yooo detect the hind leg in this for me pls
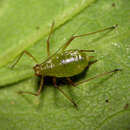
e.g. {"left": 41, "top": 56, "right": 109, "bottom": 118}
{"left": 75, "top": 69, "right": 121, "bottom": 86}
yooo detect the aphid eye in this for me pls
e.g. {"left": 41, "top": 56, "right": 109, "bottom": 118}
{"left": 35, "top": 64, "right": 39, "bottom": 67}
{"left": 33, "top": 64, "right": 41, "bottom": 76}
{"left": 33, "top": 64, "right": 40, "bottom": 70}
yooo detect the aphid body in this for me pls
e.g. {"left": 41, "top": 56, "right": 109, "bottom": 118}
{"left": 34, "top": 50, "right": 92, "bottom": 77}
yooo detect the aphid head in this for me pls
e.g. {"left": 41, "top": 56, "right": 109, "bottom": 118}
{"left": 33, "top": 64, "right": 42, "bottom": 76}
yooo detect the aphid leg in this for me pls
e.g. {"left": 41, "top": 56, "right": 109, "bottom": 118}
{"left": 75, "top": 69, "right": 121, "bottom": 86}
{"left": 61, "top": 24, "right": 118, "bottom": 51}
{"left": 10, "top": 51, "right": 38, "bottom": 69}
{"left": 18, "top": 75, "right": 44, "bottom": 96}
{"left": 66, "top": 77, "right": 76, "bottom": 87}
{"left": 53, "top": 77, "right": 78, "bottom": 108}
{"left": 89, "top": 59, "right": 98, "bottom": 66}
{"left": 47, "top": 21, "right": 55, "bottom": 56}
{"left": 79, "top": 50, "right": 95, "bottom": 52}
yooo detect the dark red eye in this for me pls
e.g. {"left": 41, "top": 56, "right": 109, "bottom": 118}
{"left": 33, "top": 64, "right": 39, "bottom": 71}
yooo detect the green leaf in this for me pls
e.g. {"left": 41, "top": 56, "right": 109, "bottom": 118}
{"left": 0, "top": 0, "right": 129, "bottom": 130}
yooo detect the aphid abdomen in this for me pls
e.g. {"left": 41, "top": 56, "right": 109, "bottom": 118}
{"left": 42, "top": 50, "right": 90, "bottom": 77}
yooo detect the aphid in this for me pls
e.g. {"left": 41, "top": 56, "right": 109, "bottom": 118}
{"left": 11, "top": 22, "right": 121, "bottom": 108}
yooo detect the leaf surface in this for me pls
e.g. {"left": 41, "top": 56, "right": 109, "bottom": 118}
{"left": 0, "top": 0, "right": 129, "bottom": 130}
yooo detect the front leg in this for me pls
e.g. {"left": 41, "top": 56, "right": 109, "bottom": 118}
{"left": 10, "top": 51, "right": 38, "bottom": 69}
{"left": 18, "top": 75, "right": 44, "bottom": 96}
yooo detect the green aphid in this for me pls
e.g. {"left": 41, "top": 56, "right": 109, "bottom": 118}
{"left": 11, "top": 22, "right": 121, "bottom": 108}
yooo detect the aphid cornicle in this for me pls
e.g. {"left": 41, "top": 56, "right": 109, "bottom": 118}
{"left": 12, "top": 22, "right": 121, "bottom": 108}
